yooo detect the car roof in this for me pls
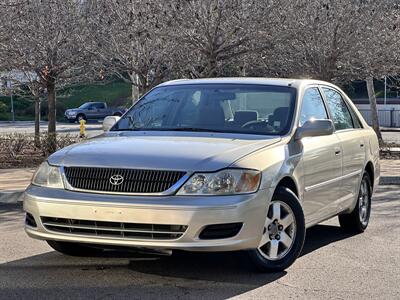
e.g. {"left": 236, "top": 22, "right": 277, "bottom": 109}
{"left": 158, "top": 78, "right": 336, "bottom": 89}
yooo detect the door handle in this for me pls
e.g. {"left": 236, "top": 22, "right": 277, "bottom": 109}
{"left": 334, "top": 147, "right": 341, "bottom": 156}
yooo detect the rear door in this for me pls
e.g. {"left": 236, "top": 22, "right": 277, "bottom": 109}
{"left": 321, "top": 87, "right": 366, "bottom": 210}
{"left": 299, "top": 87, "right": 343, "bottom": 224}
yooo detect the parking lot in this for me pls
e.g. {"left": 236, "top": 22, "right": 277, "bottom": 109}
{"left": 1, "top": 121, "right": 400, "bottom": 144}
{"left": 0, "top": 184, "right": 399, "bottom": 299}
{"left": 0, "top": 121, "right": 103, "bottom": 138}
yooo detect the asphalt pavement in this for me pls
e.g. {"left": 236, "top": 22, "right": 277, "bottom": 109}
{"left": 0, "top": 185, "right": 399, "bottom": 299}
{"left": 0, "top": 121, "right": 103, "bottom": 138}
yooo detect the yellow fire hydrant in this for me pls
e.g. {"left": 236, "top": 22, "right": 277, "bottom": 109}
{"left": 79, "top": 119, "right": 86, "bottom": 138}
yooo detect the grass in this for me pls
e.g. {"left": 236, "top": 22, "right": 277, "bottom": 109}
{"left": 58, "top": 81, "right": 131, "bottom": 109}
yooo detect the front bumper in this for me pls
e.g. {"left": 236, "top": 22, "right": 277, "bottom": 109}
{"left": 64, "top": 115, "right": 76, "bottom": 120}
{"left": 23, "top": 185, "right": 271, "bottom": 252}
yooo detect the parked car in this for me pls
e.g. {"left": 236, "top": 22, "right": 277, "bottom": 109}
{"left": 24, "top": 78, "right": 380, "bottom": 272}
{"left": 64, "top": 102, "right": 125, "bottom": 123}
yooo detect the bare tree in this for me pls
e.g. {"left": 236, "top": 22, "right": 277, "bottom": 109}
{"left": 85, "top": 0, "right": 175, "bottom": 104}
{"left": 165, "top": 0, "right": 276, "bottom": 78}
{"left": 18, "top": 71, "right": 44, "bottom": 146}
{"left": 3, "top": 0, "right": 92, "bottom": 151}
{"left": 258, "top": 0, "right": 400, "bottom": 144}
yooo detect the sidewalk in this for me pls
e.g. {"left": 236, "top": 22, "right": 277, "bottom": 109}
{"left": 379, "top": 159, "right": 400, "bottom": 185}
{"left": 0, "top": 160, "right": 399, "bottom": 204}
{"left": 381, "top": 127, "right": 400, "bottom": 132}
{"left": 0, "top": 168, "right": 35, "bottom": 203}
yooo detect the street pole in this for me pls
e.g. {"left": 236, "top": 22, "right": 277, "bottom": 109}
{"left": 384, "top": 76, "right": 387, "bottom": 107}
{"left": 10, "top": 91, "right": 14, "bottom": 122}
{"left": 8, "top": 80, "right": 15, "bottom": 122}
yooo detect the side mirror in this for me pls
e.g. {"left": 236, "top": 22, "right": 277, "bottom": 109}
{"left": 295, "top": 119, "right": 334, "bottom": 140}
{"left": 102, "top": 116, "right": 120, "bottom": 131}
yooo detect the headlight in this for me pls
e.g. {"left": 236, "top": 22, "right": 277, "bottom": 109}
{"left": 177, "top": 169, "right": 261, "bottom": 195}
{"left": 32, "top": 162, "right": 64, "bottom": 188}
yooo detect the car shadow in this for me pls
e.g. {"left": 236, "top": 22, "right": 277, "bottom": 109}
{"left": 126, "top": 224, "right": 355, "bottom": 280}
{"left": 0, "top": 221, "right": 359, "bottom": 299}
{"left": 301, "top": 224, "right": 356, "bottom": 256}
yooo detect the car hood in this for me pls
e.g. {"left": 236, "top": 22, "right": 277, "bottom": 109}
{"left": 48, "top": 131, "right": 281, "bottom": 172}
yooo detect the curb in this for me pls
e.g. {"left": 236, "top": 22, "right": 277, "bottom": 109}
{"left": 0, "top": 191, "right": 24, "bottom": 204}
{"left": 379, "top": 176, "right": 400, "bottom": 185}
{"left": 381, "top": 129, "right": 400, "bottom": 132}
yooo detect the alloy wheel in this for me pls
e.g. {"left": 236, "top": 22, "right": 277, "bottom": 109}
{"left": 258, "top": 200, "right": 297, "bottom": 261}
{"left": 359, "top": 178, "right": 370, "bottom": 226}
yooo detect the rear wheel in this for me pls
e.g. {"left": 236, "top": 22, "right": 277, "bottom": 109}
{"left": 47, "top": 240, "right": 104, "bottom": 256}
{"left": 339, "top": 172, "right": 372, "bottom": 233}
{"left": 247, "top": 187, "right": 305, "bottom": 272}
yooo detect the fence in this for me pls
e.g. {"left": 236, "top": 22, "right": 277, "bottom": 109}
{"left": 358, "top": 109, "right": 400, "bottom": 128}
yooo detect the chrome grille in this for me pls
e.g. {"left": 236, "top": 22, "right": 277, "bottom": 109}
{"left": 41, "top": 217, "right": 187, "bottom": 240}
{"left": 64, "top": 167, "right": 186, "bottom": 194}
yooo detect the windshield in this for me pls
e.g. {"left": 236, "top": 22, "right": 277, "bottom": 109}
{"left": 79, "top": 103, "right": 92, "bottom": 109}
{"left": 112, "top": 84, "right": 297, "bottom": 135}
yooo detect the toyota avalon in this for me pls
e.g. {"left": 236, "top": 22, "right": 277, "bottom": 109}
{"left": 24, "top": 78, "right": 380, "bottom": 272}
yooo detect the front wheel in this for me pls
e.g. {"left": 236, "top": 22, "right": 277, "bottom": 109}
{"left": 338, "top": 172, "right": 372, "bottom": 233}
{"left": 76, "top": 114, "right": 86, "bottom": 122}
{"left": 247, "top": 187, "right": 305, "bottom": 272}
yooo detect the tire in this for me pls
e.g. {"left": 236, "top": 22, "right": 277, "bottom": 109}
{"left": 47, "top": 240, "right": 104, "bottom": 257}
{"left": 338, "top": 172, "right": 372, "bottom": 233}
{"left": 76, "top": 114, "right": 86, "bottom": 122}
{"left": 247, "top": 187, "right": 305, "bottom": 272}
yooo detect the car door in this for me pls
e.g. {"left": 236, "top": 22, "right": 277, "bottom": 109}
{"left": 299, "top": 87, "right": 343, "bottom": 225}
{"left": 84, "top": 103, "right": 97, "bottom": 119}
{"left": 322, "top": 87, "right": 366, "bottom": 210}
{"left": 92, "top": 103, "right": 106, "bottom": 119}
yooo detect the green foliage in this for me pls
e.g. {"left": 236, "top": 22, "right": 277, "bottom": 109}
{"left": 58, "top": 81, "right": 131, "bottom": 108}
{"left": 0, "top": 80, "right": 131, "bottom": 121}
{"left": 0, "top": 101, "right": 7, "bottom": 113}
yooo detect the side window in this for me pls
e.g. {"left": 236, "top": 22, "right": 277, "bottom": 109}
{"left": 299, "top": 88, "right": 328, "bottom": 126}
{"left": 322, "top": 88, "right": 354, "bottom": 130}
{"left": 348, "top": 105, "right": 363, "bottom": 129}
{"left": 94, "top": 103, "right": 105, "bottom": 109}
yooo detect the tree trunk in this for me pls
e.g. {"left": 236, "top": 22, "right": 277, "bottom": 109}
{"left": 47, "top": 78, "right": 57, "bottom": 152}
{"left": 130, "top": 73, "right": 140, "bottom": 105}
{"left": 206, "top": 53, "right": 218, "bottom": 77}
{"left": 366, "top": 77, "right": 384, "bottom": 145}
{"left": 34, "top": 95, "right": 41, "bottom": 147}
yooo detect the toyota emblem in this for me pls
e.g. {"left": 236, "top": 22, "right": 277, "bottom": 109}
{"left": 109, "top": 174, "right": 124, "bottom": 186}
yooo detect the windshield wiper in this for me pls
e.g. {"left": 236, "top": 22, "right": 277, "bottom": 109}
{"left": 156, "top": 127, "right": 227, "bottom": 133}
{"left": 113, "top": 127, "right": 226, "bottom": 133}
{"left": 111, "top": 128, "right": 143, "bottom": 131}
